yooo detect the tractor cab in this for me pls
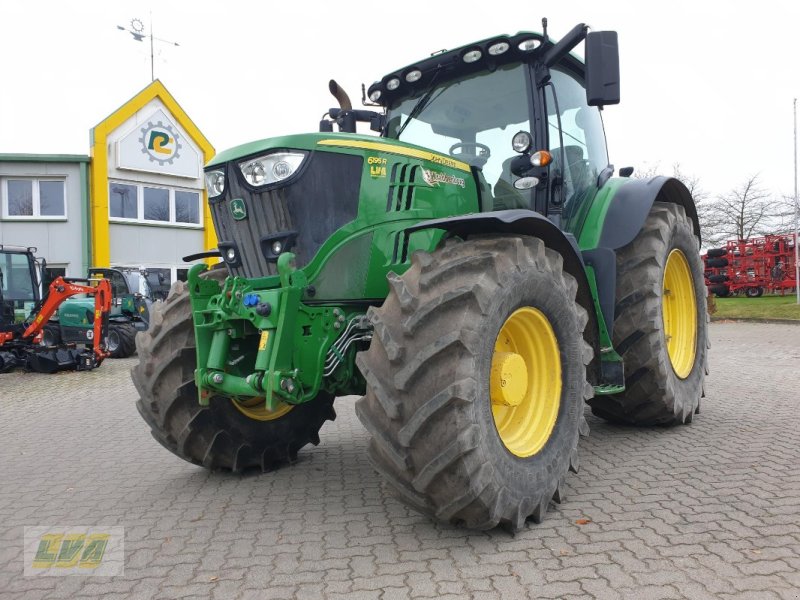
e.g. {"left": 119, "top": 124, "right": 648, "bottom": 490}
{"left": 368, "top": 25, "right": 619, "bottom": 232}
{"left": 0, "top": 245, "right": 41, "bottom": 327}
{"left": 87, "top": 267, "right": 156, "bottom": 317}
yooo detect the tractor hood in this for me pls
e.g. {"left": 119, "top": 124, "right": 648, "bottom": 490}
{"left": 204, "top": 132, "right": 472, "bottom": 279}
{"left": 206, "top": 132, "right": 467, "bottom": 170}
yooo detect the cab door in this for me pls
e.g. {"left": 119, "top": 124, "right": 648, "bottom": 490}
{"left": 543, "top": 66, "right": 610, "bottom": 234}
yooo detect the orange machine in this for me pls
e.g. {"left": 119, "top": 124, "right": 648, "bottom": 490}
{"left": 0, "top": 276, "right": 112, "bottom": 373}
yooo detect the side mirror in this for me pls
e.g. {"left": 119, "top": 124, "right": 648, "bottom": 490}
{"left": 585, "top": 31, "right": 620, "bottom": 107}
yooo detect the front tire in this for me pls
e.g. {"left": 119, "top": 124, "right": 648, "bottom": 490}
{"left": 107, "top": 322, "right": 137, "bottom": 358}
{"left": 132, "top": 275, "right": 335, "bottom": 472}
{"left": 589, "top": 202, "right": 709, "bottom": 425}
{"left": 355, "top": 236, "right": 592, "bottom": 530}
{"left": 746, "top": 286, "right": 763, "bottom": 298}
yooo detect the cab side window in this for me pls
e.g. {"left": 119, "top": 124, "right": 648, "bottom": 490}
{"left": 546, "top": 69, "right": 609, "bottom": 207}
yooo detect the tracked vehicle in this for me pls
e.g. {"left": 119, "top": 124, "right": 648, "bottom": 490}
{"left": 134, "top": 21, "right": 708, "bottom": 530}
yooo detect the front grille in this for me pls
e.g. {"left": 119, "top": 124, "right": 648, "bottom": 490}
{"left": 210, "top": 151, "right": 363, "bottom": 278}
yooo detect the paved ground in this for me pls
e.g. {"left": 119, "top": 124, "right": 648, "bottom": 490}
{"left": 1, "top": 322, "right": 799, "bottom": 600}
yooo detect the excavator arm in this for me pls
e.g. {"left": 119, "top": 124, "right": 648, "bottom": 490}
{"left": 0, "top": 277, "right": 112, "bottom": 373}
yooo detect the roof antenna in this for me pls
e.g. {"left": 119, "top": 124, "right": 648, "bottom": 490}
{"left": 542, "top": 17, "right": 549, "bottom": 44}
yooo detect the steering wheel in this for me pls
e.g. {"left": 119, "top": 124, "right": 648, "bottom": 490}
{"left": 449, "top": 142, "right": 491, "bottom": 166}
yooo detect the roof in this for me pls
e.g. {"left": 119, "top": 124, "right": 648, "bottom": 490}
{"left": 0, "top": 153, "right": 90, "bottom": 163}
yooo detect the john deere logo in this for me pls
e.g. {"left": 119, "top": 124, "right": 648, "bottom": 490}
{"left": 139, "top": 120, "right": 181, "bottom": 166}
{"left": 229, "top": 198, "right": 247, "bottom": 220}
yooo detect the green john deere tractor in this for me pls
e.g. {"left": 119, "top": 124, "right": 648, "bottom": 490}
{"left": 133, "top": 21, "right": 708, "bottom": 530}
{"left": 44, "top": 267, "right": 154, "bottom": 358}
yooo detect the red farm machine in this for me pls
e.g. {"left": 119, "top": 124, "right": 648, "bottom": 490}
{"left": 704, "top": 233, "right": 798, "bottom": 297}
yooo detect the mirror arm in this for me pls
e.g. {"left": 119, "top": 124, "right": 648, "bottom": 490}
{"left": 542, "top": 23, "right": 588, "bottom": 68}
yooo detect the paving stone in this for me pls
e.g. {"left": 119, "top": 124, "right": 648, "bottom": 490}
{"left": 0, "top": 323, "right": 798, "bottom": 598}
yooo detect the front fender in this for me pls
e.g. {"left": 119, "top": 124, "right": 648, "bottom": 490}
{"left": 405, "top": 210, "right": 600, "bottom": 378}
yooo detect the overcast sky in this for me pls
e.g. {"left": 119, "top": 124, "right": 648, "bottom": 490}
{"left": 1, "top": 0, "right": 798, "bottom": 202}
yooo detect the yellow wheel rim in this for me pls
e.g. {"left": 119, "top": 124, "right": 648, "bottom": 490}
{"left": 662, "top": 249, "right": 697, "bottom": 379}
{"left": 491, "top": 307, "right": 561, "bottom": 458}
{"left": 232, "top": 397, "right": 293, "bottom": 421}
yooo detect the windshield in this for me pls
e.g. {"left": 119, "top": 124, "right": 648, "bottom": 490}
{"left": 0, "top": 252, "right": 36, "bottom": 302}
{"left": 386, "top": 63, "right": 531, "bottom": 193}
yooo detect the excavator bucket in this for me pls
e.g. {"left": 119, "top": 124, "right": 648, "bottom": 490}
{"left": 0, "top": 350, "right": 22, "bottom": 374}
{"left": 25, "top": 347, "right": 90, "bottom": 374}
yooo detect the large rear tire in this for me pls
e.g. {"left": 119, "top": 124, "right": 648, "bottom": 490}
{"left": 588, "top": 202, "right": 709, "bottom": 425}
{"left": 132, "top": 273, "right": 335, "bottom": 472}
{"left": 355, "top": 236, "right": 592, "bottom": 531}
{"left": 107, "top": 322, "right": 137, "bottom": 358}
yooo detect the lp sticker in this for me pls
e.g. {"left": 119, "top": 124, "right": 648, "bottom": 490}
{"left": 367, "top": 156, "right": 387, "bottom": 178}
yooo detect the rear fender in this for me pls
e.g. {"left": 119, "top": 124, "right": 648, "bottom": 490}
{"left": 598, "top": 176, "right": 700, "bottom": 250}
{"left": 578, "top": 176, "right": 700, "bottom": 343}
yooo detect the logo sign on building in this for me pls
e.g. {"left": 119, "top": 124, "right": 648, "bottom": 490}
{"left": 117, "top": 109, "right": 200, "bottom": 178}
{"left": 24, "top": 526, "right": 124, "bottom": 576}
{"left": 141, "top": 121, "right": 180, "bottom": 165}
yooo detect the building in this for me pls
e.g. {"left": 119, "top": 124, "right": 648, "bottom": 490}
{"left": 0, "top": 154, "right": 90, "bottom": 283}
{"left": 0, "top": 80, "right": 216, "bottom": 293}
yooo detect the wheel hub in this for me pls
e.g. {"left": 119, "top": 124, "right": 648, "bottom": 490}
{"left": 232, "top": 397, "right": 293, "bottom": 421}
{"left": 490, "top": 351, "right": 528, "bottom": 407}
{"left": 490, "top": 307, "right": 561, "bottom": 458}
{"left": 662, "top": 249, "right": 697, "bottom": 379}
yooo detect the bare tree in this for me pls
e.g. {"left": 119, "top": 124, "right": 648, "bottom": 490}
{"left": 709, "top": 174, "right": 775, "bottom": 245}
{"left": 771, "top": 193, "right": 799, "bottom": 234}
{"left": 635, "top": 162, "right": 721, "bottom": 245}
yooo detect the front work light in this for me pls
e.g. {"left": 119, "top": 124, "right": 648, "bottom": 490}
{"left": 511, "top": 131, "right": 533, "bottom": 153}
{"left": 518, "top": 39, "right": 541, "bottom": 52}
{"left": 205, "top": 170, "right": 225, "bottom": 197}
{"left": 239, "top": 152, "right": 306, "bottom": 187}
{"left": 488, "top": 41, "right": 509, "bottom": 56}
{"left": 463, "top": 49, "right": 482, "bottom": 63}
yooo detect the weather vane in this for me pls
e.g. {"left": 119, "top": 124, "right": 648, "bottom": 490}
{"left": 117, "top": 15, "right": 179, "bottom": 82}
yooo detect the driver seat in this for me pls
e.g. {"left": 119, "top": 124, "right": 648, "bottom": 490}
{"left": 493, "top": 157, "right": 527, "bottom": 210}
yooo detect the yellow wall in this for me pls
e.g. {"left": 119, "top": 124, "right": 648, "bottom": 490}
{"left": 90, "top": 80, "right": 216, "bottom": 266}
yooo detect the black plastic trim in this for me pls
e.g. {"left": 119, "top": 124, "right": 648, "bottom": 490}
{"left": 183, "top": 250, "right": 222, "bottom": 262}
{"left": 600, "top": 176, "right": 700, "bottom": 249}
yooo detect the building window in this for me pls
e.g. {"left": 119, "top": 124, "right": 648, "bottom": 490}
{"left": 109, "top": 181, "right": 201, "bottom": 227}
{"left": 44, "top": 266, "right": 67, "bottom": 289}
{"left": 110, "top": 183, "right": 137, "bottom": 219}
{"left": 2, "top": 179, "right": 66, "bottom": 219}
{"left": 143, "top": 187, "right": 170, "bottom": 222}
{"left": 175, "top": 191, "right": 200, "bottom": 224}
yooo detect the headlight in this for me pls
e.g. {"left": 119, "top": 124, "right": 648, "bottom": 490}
{"left": 239, "top": 152, "right": 306, "bottom": 187}
{"left": 205, "top": 170, "right": 225, "bottom": 197}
